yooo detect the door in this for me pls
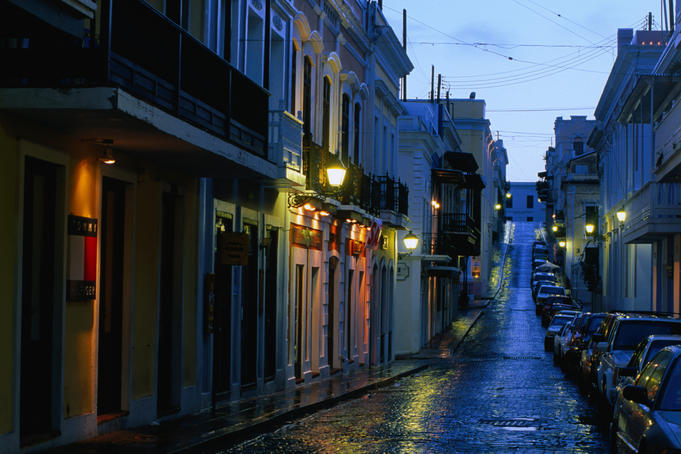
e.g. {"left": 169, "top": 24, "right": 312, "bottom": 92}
{"left": 98, "top": 178, "right": 126, "bottom": 417}
{"left": 157, "top": 192, "right": 184, "bottom": 417}
{"left": 294, "top": 264, "right": 305, "bottom": 380}
{"left": 20, "top": 156, "right": 61, "bottom": 444}
{"left": 213, "top": 215, "right": 233, "bottom": 398}
{"left": 346, "top": 270, "right": 354, "bottom": 363}
{"left": 264, "top": 229, "right": 278, "bottom": 382}
{"left": 240, "top": 223, "right": 258, "bottom": 389}
{"left": 327, "top": 257, "right": 338, "bottom": 371}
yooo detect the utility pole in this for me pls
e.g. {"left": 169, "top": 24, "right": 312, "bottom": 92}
{"left": 430, "top": 65, "right": 434, "bottom": 103}
{"left": 402, "top": 9, "right": 407, "bottom": 101}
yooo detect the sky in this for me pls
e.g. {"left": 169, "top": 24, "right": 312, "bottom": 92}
{"left": 381, "top": 0, "right": 666, "bottom": 182}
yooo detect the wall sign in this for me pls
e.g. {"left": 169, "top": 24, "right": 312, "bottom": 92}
{"left": 218, "top": 232, "right": 249, "bottom": 265}
{"left": 396, "top": 262, "right": 409, "bottom": 281}
{"left": 291, "top": 224, "right": 323, "bottom": 250}
{"left": 67, "top": 214, "right": 97, "bottom": 302}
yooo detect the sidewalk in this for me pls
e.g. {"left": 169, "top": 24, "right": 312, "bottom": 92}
{"left": 47, "top": 309, "right": 483, "bottom": 454}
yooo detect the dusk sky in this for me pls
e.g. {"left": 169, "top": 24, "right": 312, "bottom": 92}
{"left": 382, "top": 0, "right": 666, "bottom": 182}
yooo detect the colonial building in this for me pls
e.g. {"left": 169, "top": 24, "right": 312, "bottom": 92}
{"left": 506, "top": 182, "right": 545, "bottom": 223}
{"left": 395, "top": 101, "right": 482, "bottom": 355}
{"left": 589, "top": 28, "right": 668, "bottom": 312}
{"left": 0, "top": 0, "right": 411, "bottom": 452}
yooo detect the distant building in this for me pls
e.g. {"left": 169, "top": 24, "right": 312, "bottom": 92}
{"left": 505, "top": 182, "right": 545, "bottom": 223}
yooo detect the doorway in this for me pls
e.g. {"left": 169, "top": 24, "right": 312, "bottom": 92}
{"left": 346, "top": 269, "right": 354, "bottom": 363}
{"left": 294, "top": 264, "right": 305, "bottom": 381}
{"left": 327, "top": 257, "right": 338, "bottom": 372}
{"left": 157, "top": 192, "right": 184, "bottom": 417}
{"left": 264, "top": 228, "right": 278, "bottom": 382}
{"left": 98, "top": 178, "right": 127, "bottom": 418}
{"left": 20, "top": 156, "right": 61, "bottom": 444}
{"left": 240, "top": 223, "right": 258, "bottom": 389}
{"left": 213, "top": 214, "right": 233, "bottom": 399}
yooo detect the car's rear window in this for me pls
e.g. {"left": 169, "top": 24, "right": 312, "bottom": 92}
{"left": 541, "top": 286, "right": 564, "bottom": 295}
{"left": 613, "top": 321, "right": 681, "bottom": 350}
{"left": 549, "top": 315, "right": 573, "bottom": 328}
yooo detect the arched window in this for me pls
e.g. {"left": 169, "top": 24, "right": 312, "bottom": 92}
{"left": 353, "top": 103, "right": 361, "bottom": 164}
{"left": 303, "top": 56, "right": 313, "bottom": 133}
{"left": 322, "top": 76, "right": 331, "bottom": 148}
{"left": 341, "top": 94, "right": 350, "bottom": 163}
{"left": 573, "top": 137, "right": 584, "bottom": 156}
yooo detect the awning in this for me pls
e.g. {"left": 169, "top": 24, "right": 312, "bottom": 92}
{"left": 444, "top": 151, "right": 479, "bottom": 172}
{"left": 425, "top": 265, "right": 460, "bottom": 277}
{"left": 464, "top": 173, "right": 485, "bottom": 189}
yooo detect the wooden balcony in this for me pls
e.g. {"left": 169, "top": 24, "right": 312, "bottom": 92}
{"left": 0, "top": 0, "right": 268, "bottom": 158}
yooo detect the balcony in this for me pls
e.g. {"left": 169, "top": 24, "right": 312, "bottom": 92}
{"left": 301, "top": 136, "right": 409, "bottom": 223}
{"left": 655, "top": 95, "right": 681, "bottom": 182}
{"left": 622, "top": 182, "right": 681, "bottom": 244}
{"left": 423, "top": 213, "right": 481, "bottom": 257}
{"left": 269, "top": 109, "right": 304, "bottom": 185}
{"left": 0, "top": 0, "right": 268, "bottom": 158}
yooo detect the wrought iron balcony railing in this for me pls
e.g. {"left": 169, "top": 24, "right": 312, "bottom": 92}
{"left": 1, "top": 0, "right": 268, "bottom": 158}
{"left": 301, "top": 138, "right": 409, "bottom": 217}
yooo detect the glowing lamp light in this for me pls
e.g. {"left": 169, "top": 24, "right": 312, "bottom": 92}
{"left": 327, "top": 165, "right": 346, "bottom": 187}
{"left": 506, "top": 192, "right": 512, "bottom": 199}
{"left": 303, "top": 203, "right": 316, "bottom": 211}
{"left": 616, "top": 211, "right": 626, "bottom": 223}
{"left": 431, "top": 200, "right": 440, "bottom": 209}
{"left": 318, "top": 210, "right": 330, "bottom": 217}
{"left": 100, "top": 148, "right": 116, "bottom": 165}
{"left": 552, "top": 225, "right": 558, "bottom": 232}
{"left": 559, "top": 240, "right": 566, "bottom": 248}
{"left": 538, "top": 197, "right": 542, "bottom": 203}
{"left": 585, "top": 223, "right": 595, "bottom": 234}
{"left": 494, "top": 203, "right": 502, "bottom": 210}
{"left": 403, "top": 231, "right": 419, "bottom": 251}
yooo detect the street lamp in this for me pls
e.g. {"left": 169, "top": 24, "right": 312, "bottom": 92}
{"left": 616, "top": 210, "right": 626, "bottom": 223}
{"left": 403, "top": 231, "right": 419, "bottom": 251}
{"left": 552, "top": 225, "right": 558, "bottom": 232}
{"left": 326, "top": 155, "right": 347, "bottom": 187}
{"left": 585, "top": 223, "right": 595, "bottom": 235}
{"left": 558, "top": 240, "right": 566, "bottom": 248}
{"left": 494, "top": 203, "right": 502, "bottom": 210}
{"left": 506, "top": 192, "right": 512, "bottom": 199}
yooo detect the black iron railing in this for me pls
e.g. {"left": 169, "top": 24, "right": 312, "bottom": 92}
{"left": 436, "top": 213, "right": 480, "bottom": 235}
{"left": 1, "top": 0, "right": 268, "bottom": 158}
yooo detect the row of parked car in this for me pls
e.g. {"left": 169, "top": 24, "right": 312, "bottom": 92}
{"left": 531, "top": 240, "right": 681, "bottom": 453}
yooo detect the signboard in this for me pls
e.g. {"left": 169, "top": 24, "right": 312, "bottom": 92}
{"left": 218, "top": 232, "right": 249, "bottom": 265}
{"left": 291, "top": 224, "right": 323, "bottom": 250}
{"left": 67, "top": 215, "right": 97, "bottom": 302}
{"left": 396, "top": 262, "right": 410, "bottom": 281}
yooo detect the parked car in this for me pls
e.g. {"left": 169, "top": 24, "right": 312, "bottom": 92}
{"left": 532, "top": 277, "right": 559, "bottom": 300}
{"left": 611, "top": 346, "right": 681, "bottom": 454}
{"left": 615, "top": 334, "right": 681, "bottom": 390}
{"left": 595, "top": 315, "right": 681, "bottom": 405}
{"left": 545, "top": 313, "right": 576, "bottom": 351}
{"left": 535, "top": 284, "right": 567, "bottom": 314}
{"left": 579, "top": 313, "right": 623, "bottom": 392}
{"left": 554, "top": 312, "right": 589, "bottom": 368}
{"left": 531, "top": 270, "right": 556, "bottom": 287}
{"left": 541, "top": 298, "right": 579, "bottom": 327}
{"left": 564, "top": 313, "right": 606, "bottom": 375}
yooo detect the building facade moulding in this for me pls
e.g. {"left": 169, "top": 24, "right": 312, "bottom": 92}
{"left": 340, "top": 71, "right": 360, "bottom": 91}
{"left": 309, "top": 31, "right": 324, "bottom": 54}
{"left": 294, "top": 12, "right": 312, "bottom": 41}
{"left": 326, "top": 51, "right": 342, "bottom": 73}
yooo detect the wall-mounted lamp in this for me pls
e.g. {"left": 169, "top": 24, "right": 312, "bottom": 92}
{"left": 552, "top": 225, "right": 558, "bottom": 232}
{"left": 100, "top": 147, "right": 116, "bottom": 165}
{"left": 616, "top": 210, "right": 626, "bottom": 223}
{"left": 558, "top": 240, "right": 566, "bottom": 248}
{"left": 538, "top": 197, "right": 542, "bottom": 203}
{"left": 505, "top": 192, "right": 512, "bottom": 199}
{"left": 494, "top": 203, "right": 502, "bottom": 211}
{"left": 399, "top": 231, "right": 419, "bottom": 259}
{"left": 585, "top": 223, "right": 595, "bottom": 235}
{"left": 326, "top": 154, "right": 347, "bottom": 187}
{"left": 288, "top": 155, "right": 346, "bottom": 210}
{"left": 431, "top": 200, "right": 440, "bottom": 209}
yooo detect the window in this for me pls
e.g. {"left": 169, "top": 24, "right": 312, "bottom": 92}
{"left": 573, "top": 137, "right": 584, "bottom": 156}
{"left": 526, "top": 195, "right": 534, "bottom": 209}
{"left": 303, "top": 56, "right": 312, "bottom": 133}
{"left": 322, "top": 77, "right": 331, "bottom": 148}
{"left": 527, "top": 217, "right": 533, "bottom": 222}
{"left": 290, "top": 45, "right": 297, "bottom": 115}
{"left": 353, "top": 103, "right": 361, "bottom": 164}
{"left": 341, "top": 94, "right": 350, "bottom": 163}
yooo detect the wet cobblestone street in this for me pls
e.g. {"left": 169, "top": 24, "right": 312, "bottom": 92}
{"left": 223, "top": 223, "right": 609, "bottom": 453}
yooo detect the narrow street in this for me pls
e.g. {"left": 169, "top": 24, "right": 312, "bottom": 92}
{"left": 223, "top": 222, "right": 608, "bottom": 453}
